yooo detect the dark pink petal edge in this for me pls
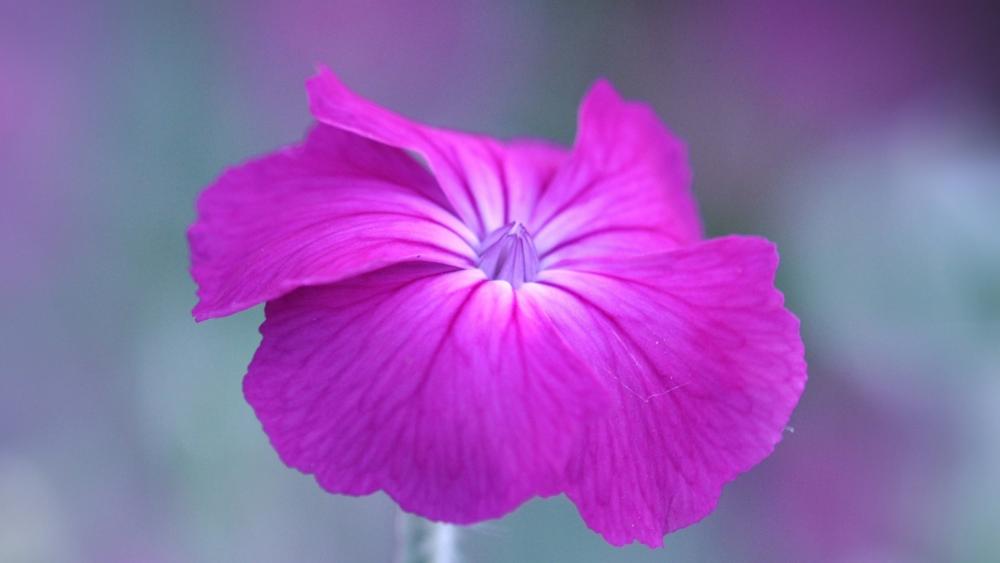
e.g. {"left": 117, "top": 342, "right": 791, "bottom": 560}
{"left": 189, "top": 124, "right": 474, "bottom": 321}
{"left": 536, "top": 235, "right": 806, "bottom": 546}
{"left": 244, "top": 263, "right": 611, "bottom": 523}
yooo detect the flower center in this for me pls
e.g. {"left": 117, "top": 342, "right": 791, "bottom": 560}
{"left": 477, "top": 221, "right": 540, "bottom": 288}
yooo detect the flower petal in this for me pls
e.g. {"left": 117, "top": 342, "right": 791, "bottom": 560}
{"left": 244, "top": 262, "right": 609, "bottom": 523}
{"left": 532, "top": 80, "right": 703, "bottom": 267}
{"left": 535, "top": 236, "right": 806, "bottom": 546}
{"left": 306, "top": 67, "right": 568, "bottom": 237}
{"left": 189, "top": 124, "right": 476, "bottom": 321}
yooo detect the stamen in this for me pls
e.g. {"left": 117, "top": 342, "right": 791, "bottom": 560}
{"left": 477, "top": 221, "right": 540, "bottom": 288}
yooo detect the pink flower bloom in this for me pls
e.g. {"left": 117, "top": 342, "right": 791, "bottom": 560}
{"left": 189, "top": 67, "right": 806, "bottom": 547}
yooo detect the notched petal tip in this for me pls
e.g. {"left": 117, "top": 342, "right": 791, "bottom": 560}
{"left": 526, "top": 73, "right": 702, "bottom": 264}
{"left": 582, "top": 77, "right": 620, "bottom": 102}
{"left": 306, "top": 66, "right": 349, "bottom": 105}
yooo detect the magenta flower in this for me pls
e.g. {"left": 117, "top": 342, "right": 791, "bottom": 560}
{"left": 189, "top": 68, "right": 806, "bottom": 547}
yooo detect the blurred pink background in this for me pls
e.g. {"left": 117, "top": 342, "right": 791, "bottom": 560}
{"left": 2, "top": 1, "right": 998, "bottom": 561}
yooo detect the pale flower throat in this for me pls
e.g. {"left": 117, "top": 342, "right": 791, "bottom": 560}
{"left": 476, "top": 221, "right": 540, "bottom": 288}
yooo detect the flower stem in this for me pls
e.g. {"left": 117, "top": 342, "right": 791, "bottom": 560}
{"left": 394, "top": 510, "right": 460, "bottom": 563}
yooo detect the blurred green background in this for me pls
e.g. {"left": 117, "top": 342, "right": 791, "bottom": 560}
{"left": 2, "top": 1, "right": 999, "bottom": 561}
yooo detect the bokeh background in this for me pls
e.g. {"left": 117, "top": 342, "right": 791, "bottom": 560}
{"left": 3, "top": 1, "right": 999, "bottom": 562}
